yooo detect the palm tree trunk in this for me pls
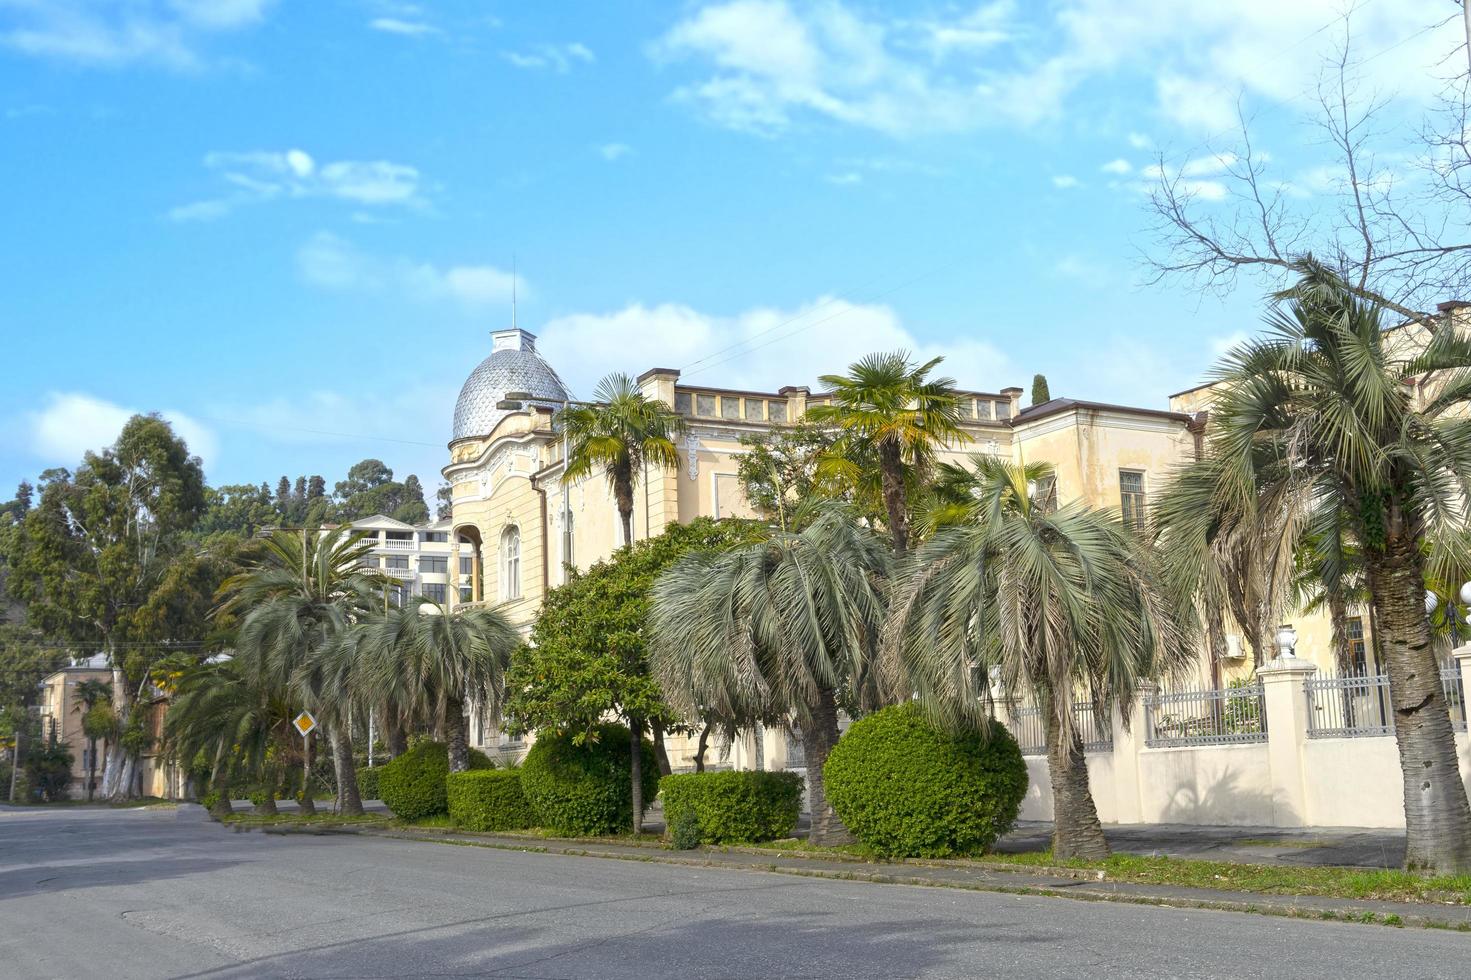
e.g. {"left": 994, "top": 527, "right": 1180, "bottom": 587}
{"left": 1329, "top": 592, "right": 1352, "bottom": 672}
{"left": 385, "top": 716, "right": 408, "bottom": 759}
{"left": 1365, "top": 529, "right": 1471, "bottom": 872}
{"left": 255, "top": 770, "right": 278, "bottom": 816}
{"left": 209, "top": 769, "right": 235, "bottom": 821}
{"left": 803, "top": 687, "right": 853, "bottom": 847}
{"left": 445, "top": 697, "right": 470, "bottom": 773}
{"left": 629, "top": 717, "right": 644, "bottom": 835}
{"left": 1043, "top": 701, "right": 1108, "bottom": 860}
{"left": 86, "top": 738, "right": 97, "bottom": 802}
{"left": 651, "top": 723, "right": 673, "bottom": 777}
{"left": 878, "top": 443, "right": 910, "bottom": 554}
{"left": 694, "top": 725, "right": 710, "bottom": 773}
{"left": 331, "top": 725, "right": 363, "bottom": 816}
{"left": 615, "top": 465, "right": 636, "bottom": 547}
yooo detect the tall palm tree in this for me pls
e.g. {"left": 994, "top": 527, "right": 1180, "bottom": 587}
{"left": 217, "top": 527, "right": 380, "bottom": 816}
{"left": 559, "top": 374, "right": 686, "bottom": 548}
{"left": 1159, "top": 262, "right": 1471, "bottom": 872}
{"left": 650, "top": 504, "right": 893, "bottom": 846}
{"left": 888, "top": 456, "right": 1189, "bottom": 860}
{"left": 72, "top": 678, "right": 113, "bottom": 802}
{"left": 351, "top": 599, "right": 520, "bottom": 772}
{"left": 807, "top": 351, "right": 963, "bottom": 554}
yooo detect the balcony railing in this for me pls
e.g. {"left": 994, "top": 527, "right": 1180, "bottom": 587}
{"left": 381, "top": 566, "right": 414, "bottom": 579}
{"left": 381, "top": 538, "right": 415, "bottom": 550}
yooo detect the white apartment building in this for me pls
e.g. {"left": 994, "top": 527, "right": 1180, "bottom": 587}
{"left": 344, "top": 515, "right": 468, "bottom": 606}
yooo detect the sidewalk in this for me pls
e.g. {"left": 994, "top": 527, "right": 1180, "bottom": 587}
{"left": 996, "top": 821, "right": 1407, "bottom": 869}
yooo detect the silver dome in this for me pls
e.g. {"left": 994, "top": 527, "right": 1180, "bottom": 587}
{"left": 452, "top": 329, "right": 570, "bottom": 442}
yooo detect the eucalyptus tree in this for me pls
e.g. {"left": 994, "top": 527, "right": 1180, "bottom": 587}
{"left": 650, "top": 504, "right": 893, "bottom": 846}
{"left": 217, "top": 527, "right": 380, "bottom": 815}
{"left": 806, "top": 351, "right": 963, "bottom": 554}
{"left": 558, "top": 373, "right": 686, "bottom": 547}
{"left": 1156, "top": 262, "right": 1471, "bottom": 871}
{"left": 888, "top": 456, "right": 1190, "bottom": 860}
{"left": 350, "top": 598, "right": 520, "bottom": 773}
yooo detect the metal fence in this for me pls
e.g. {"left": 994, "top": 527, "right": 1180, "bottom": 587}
{"left": 1004, "top": 702, "right": 1113, "bottom": 756}
{"left": 1306, "top": 667, "right": 1468, "bottom": 737}
{"left": 1144, "top": 682, "right": 1267, "bottom": 747}
{"left": 1305, "top": 672, "right": 1392, "bottom": 738}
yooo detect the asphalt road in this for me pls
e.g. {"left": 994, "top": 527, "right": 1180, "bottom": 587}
{"left": 2, "top": 807, "right": 1469, "bottom": 979}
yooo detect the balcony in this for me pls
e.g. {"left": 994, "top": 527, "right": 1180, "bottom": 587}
{"left": 382, "top": 566, "right": 414, "bottom": 580}
{"left": 382, "top": 538, "right": 415, "bottom": 550}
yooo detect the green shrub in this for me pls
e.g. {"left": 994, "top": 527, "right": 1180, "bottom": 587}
{"left": 669, "top": 810, "right": 702, "bottom": 850}
{"left": 660, "top": 770, "right": 803, "bottom": 844}
{"left": 824, "top": 703, "right": 1027, "bottom": 859}
{"left": 446, "top": 770, "right": 536, "bottom": 831}
{"left": 378, "top": 742, "right": 495, "bottom": 820}
{"left": 355, "top": 765, "right": 382, "bottom": 801}
{"left": 518, "top": 724, "right": 659, "bottom": 836}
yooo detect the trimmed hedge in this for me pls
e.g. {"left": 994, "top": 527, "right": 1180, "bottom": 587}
{"left": 446, "top": 770, "right": 537, "bottom": 831}
{"left": 518, "top": 724, "right": 659, "bottom": 836}
{"left": 824, "top": 703, "right": 1027, "bottom": 858}
{"left": 355, "top": 765, "right": 382, "bottom": 802}
{"left": 659, "top": 770, "right": 803, "bottom": 844}
{"left": 378, "top": 741, "right": 495, "bottom": 820}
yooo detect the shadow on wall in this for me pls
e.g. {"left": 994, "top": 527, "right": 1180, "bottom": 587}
{"left": 170, "top": 905, "right": 1063, "bottom": 980}
{"left": 1156, "top": 765, "right": 1295, "bottom": 828}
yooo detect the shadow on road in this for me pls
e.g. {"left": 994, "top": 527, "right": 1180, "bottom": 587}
{"left": 0, "top": 855, "right": 243, "bottom": 902}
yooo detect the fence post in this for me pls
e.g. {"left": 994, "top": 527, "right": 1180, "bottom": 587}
{"left": 1109, "top": 683, "right": 1150, "bottom": 824}
{"left": 1258, "top": 656, "right": 1318, "bottom": 828}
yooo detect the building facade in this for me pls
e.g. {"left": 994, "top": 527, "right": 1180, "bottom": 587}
{"left": 344, "top": 514, "right": 458, "bottom": 606}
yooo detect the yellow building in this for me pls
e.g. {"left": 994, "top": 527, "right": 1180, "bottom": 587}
{"left": 444, "top": 326, "right": 1243, "bottom": 763}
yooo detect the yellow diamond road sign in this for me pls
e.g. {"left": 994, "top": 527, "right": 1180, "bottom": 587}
{"left": 293, "top": 711, "right": 317, "bottom": 737}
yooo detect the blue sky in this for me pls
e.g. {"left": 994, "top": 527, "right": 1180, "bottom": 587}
{"left": 0, "top": 0, "right": 1462, "bottom": 496}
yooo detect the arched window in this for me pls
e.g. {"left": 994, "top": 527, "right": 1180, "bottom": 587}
{"left": 501, "top": 525, "right": 521, "bottom": 600}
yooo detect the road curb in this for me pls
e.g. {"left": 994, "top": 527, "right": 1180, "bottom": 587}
{"left": 358, "top": 827, "right": 1471, "bottom": 933}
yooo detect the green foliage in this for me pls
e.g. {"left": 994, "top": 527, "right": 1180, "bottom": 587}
{"left": 659, "top": 770, "right": 803, "bottom": 844}
{"left": 669, "top": 809, "right": 702, "bottom": 850}
{"left": 446, "top": 769, "right": 536, "bottom": 831}
{"left": 378, "top": 741, "right": 493, "bottom": 820}
{"left": 25, "top": 739, "right": 75, "bottom": 802}
{"left": 824, "top": 703, "right": 1028, "bottom": 859}
{"left": 355, "top": 765, "right": 381, "bottom": 801}
{"left": 517, "top": 725, "right": 658, "bottom": 836}
{"left": 506, "top": 517, "right": 763, "bottom": 738}
{"left": 735, "top": 422, "right": 844, "bottom": 528}
{"left": 1030, "top": 374, "right": 1050, "bottom": 406}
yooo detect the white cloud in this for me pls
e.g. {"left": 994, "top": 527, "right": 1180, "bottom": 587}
{"left": 825, "top": 171, "right": 862, "bottom": 185}
{"left": 534, "top": 296, "right": 1014, "bottom": 398}
{"left": 26, "top": 392, "right": 216, "bottom": 465}
{"left": 1210, "top": 330, "right": 1250, "bottom": 357}
{"left": 0, "top": 0, "right": 272, "bottom": 68}
{"left": 1051, "top": 174, "right": 1080, "bottom": 189}
{"left": 597, "top": 142, "right": 632, "bottom": 161}
{"left": 1053, "top": 255, "right": 1111, "bottom": 287}
{"left": 168, "top": 149, "right": 424, "bottom": 221}
{"left": 652, "top": 0, "right": 1458, "bottom": 137}
{"left": 296, "top": 232, "right": 518, "bottom": 307}
{"left": 368, "top": 17, "right": 439, "bottom": 37}
{"left": 502, "top": 42, "right": 595, "bottom": 73}
{"left": 1100, "top": 158, "right": 1132, "bottom": 175}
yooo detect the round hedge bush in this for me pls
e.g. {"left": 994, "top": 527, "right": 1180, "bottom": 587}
{"left": 355, "top": 765, "right": 381, "bottom": 802}
{"left": 659, "top": 770, "right": 803, "bottom": 844}
{"left": 378, "top": 741, "right": 494, "bottom": 821}
{"left": 518, "top": 724, "right": 659, "bottom": 836}
{"left": 447, "top": 770, "right": 537, "bottom": 831}
{"left": 824, "top": 703, "right": 1027, "bottom": 858}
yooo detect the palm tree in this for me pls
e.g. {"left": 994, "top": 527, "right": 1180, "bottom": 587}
{"left": 72, "top": 678, "right": 113, "bottom": 802}
{"left": 217, "top": 527, "right": 380, "bottom": 816}
{"left": 650, "top": 504, "right": 893, "bottom": 846}
{"left": 806, "top": 351, "right": 963, "bottom": 554}
{"left": 1158, "top": 262, "right": 1471, "bottom": 872}
{"left": 351, "top": 598, "right": 520, "bottom": 772}
{"left": 888, "top": 456, "right": 1189, "bottom": 860}
{"left": 559, "top": 374, "right": 686, "bottom": 548}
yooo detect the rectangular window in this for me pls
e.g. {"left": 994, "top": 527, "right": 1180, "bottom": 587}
{"left": 975, "top": 400, "right": 992, "bottom": 421}
{"left": 745, "top": 399, "right": 764, "bottom": 421}
{"left": 995, "top": 400, "right": 1012, "bottom": 420}
{"left": 1347, "top": 616, "right": 1368, "bottom": 673}
{"left": 768, "top": 400, "right": 787, "bottom": 423}
{"left": 696, "top": 393, "right": 716, "bottom": 417}
{"left": 459, "top": 556, "right": 474, "bottom": 575}
{"left": 389, "top": 584, "right": 406, "bottom": 607}
{"left": 386, "top": 555, "right": 409, "bottom": 571}
{"left": 675, "top": 392, "right": 692, "bottom": 414}
{"left": 956, "top": 397, "right": 974, "bottom": 420}
{"left": 459, "top": 585, "right": 474, "bottom": 603}
{"left": 1119, "top": 470, "right": 1146, "bottom": 530}
{"left": 420, "top": 556, "right": 447, "bottom": 574}
{"left": 359, "top": 555, "right": 378, "bottom": 568}
{"left": 1035, "top": 475, "right": 1058, "bottom": 514}
{"left": 423, "top": 532, "right": 448, "bottom": 543}
{"left": 721, "top": 396, "right": 740, "bottom": 420}
{"left": 422, "top": 582, "right": 447, "bottom": 603}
